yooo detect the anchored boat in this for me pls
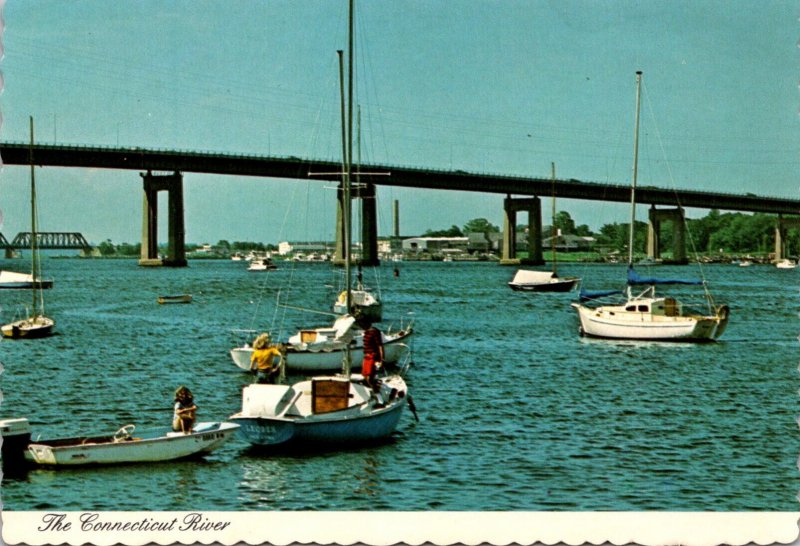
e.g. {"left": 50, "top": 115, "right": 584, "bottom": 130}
{"left": 22, "top": 421, "right": 239, "bottom": 466}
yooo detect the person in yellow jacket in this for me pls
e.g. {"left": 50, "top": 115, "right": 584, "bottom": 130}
{"left": 250, "top": 332, "right": 285, "bottom": 384}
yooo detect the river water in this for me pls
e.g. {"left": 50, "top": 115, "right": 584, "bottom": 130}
{"left": 0, "top": 258, "right": 797, "bottom": 511}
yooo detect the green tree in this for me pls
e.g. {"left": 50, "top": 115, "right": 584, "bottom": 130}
{"left": 98, "top": 239, "right": 116, "bottom": 256}
{"left": 462, "top": 218, "right": 499, "bottom": 234}
{"left": 423, "top": 225, "right": 463, "bottom": 237}
{"left": 553, "top": 211, "right": 576, "bottom": 234}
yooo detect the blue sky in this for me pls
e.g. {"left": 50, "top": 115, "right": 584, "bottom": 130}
{"left": 0, "top": 0, "right": 797, "bottom": 245}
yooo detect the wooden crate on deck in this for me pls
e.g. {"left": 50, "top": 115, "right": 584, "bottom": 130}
{"left": 312, "top": 379, "right": 350, "bottom": 414}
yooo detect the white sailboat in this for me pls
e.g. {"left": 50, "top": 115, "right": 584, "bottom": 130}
{"left": 571, "top": 72, "right": 729, "bottom": 342}
{"left": 2, "top": 117, "right": 55, "bottom": 339}
{"left": 230, "top": 2, "right": 414, "bottom": 447}
{"left": 229, "top": 313, "right": 413, "bottom": 373}
{"left": 333, "top": 269, "right": 383, "bottom": 321}
{"left": 509, "top": 162, "right": 580, "bottom": 293}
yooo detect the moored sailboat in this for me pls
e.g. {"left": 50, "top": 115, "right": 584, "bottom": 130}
{"left": 230, "top": 5, "right": 412, "bottom": 447}
{"left": 571, "top": 72, "right": 729, "bottom": 342}
{"left": 2, "top": 117, "right": 55, "bottom": 339}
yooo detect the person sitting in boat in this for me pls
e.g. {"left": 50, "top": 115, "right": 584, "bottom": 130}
{"left": 250, "top": 332, "right": 284, "bottom": 384}
{"left": 358, "top": 316, "right": 384, "bottom": 391}
{"left": 172, "top": 386, "right": 197, "bottom": 434}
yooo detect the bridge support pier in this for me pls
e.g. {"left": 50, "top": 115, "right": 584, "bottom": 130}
{"left": 139, "top": 171, "right": 186, "bottom": 267}
{"left": 333, "top": 181, "right": 380, "bottom": 267}
{"left": 646, "top": 206, "right": 687, "bottom": 264}
{"left": 501, "top": 196, "right": 543, "bottom": 266}
{"left": 774, "top": 215, "right": 800, "bottom": 262}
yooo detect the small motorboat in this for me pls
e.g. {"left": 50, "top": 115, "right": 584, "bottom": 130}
{"left": 157, "top": 294, "right": 193, "bottom": 304}
{"left": 775, "top": 258, "right": 797, "bottom": 269}
{"left": 22, "top": 421, "right": 239, "bottom": 466}
{"left": 508, "top": 269, "right": 579, "bottom": 293}
{"left": 248, "top": 258, "right": 277, "bottom": 272}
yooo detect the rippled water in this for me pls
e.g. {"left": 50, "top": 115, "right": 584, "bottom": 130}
{"left": 1, "top": 258, "right": 797, "bottom": 511}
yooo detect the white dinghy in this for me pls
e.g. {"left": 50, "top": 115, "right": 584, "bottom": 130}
{"left": 23, "top": 422, "right": 239, "bottom": 466}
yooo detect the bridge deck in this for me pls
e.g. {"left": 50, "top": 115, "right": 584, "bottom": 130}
{"left": 1, "top": 142, "right": 798, "bottom": 215}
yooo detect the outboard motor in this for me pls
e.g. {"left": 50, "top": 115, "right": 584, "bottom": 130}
{"left": 1, "top": 418, "right": 32, "bottom": 472}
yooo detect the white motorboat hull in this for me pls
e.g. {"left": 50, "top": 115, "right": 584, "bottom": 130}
{"left": 230, "top": 376, "right": 407, "bottom": 447}
{"left": 23, "top": 422, "right": 239, "bottom": 466}
{"left": 572, "top": 303, "right": 728, "bottom": 341}
{"left": 0, "top": 270, "right": 53, "bottom": 290}
{"left": 230, "top": 328, "right": 413, "bottom": 372}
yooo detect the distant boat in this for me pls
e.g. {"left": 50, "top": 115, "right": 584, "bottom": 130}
{"left": 248, "top": 258, "right": 277, "bottom": 271}
{"left": 0, "top": 270, "right": 53, "bottom": 290}
{"left": 157, "top": 294, "right": 193, "bottom": 304}
{"left": 2, "top": 117, "right": 55, "bottom": 339}
{"left": 509, "top": 163, "right": 580, "bottom": 293}
{"left": 738, "top": 260, "right": 753, "bottom": 267}
{"left": 22, "top": 421, "right": 239, "bottom": 467}
{"left": 333, "top": 284, "right": 382, "bottom": 322}
{"left": 775, "top": 258, "right": 796, "bottom": 269}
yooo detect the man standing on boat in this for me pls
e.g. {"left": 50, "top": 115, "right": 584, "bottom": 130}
{"left": 250, "top": 333, "right": 284, "bottom": 384}
{"left": 358, "top": 317, "right": 384, "bottom": 390}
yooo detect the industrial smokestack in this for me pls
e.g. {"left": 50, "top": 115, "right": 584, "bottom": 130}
{"left": 393, "top": 199, "right": 399, "bottom": 238}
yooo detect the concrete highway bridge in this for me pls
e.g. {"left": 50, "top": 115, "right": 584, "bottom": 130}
{"left": 1, "top": 142, "right": 798, "bottom": 266}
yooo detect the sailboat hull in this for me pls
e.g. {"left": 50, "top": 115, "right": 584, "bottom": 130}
{"left": 1, "top": 316, "right": 55, "bottom": 339}
{"left": 572, "top": 303, "right": 727, "bottom": 341}
{"left": 230, "top": 376, "right": 408, "bottom": 447}
{"left": 234, "top": 402, "right": 405, "bottom": 446}
{"left": 230, "top": 328, "right": 413, "bottom": 372}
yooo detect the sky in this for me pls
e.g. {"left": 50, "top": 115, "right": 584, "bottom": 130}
{"left": 0, "top": 0, "right": 797, "bottom": 246}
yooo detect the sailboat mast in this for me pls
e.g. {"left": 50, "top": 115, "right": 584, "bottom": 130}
{"left": 551, "top": 162, "right": 557, "bottom": 276}
{"left": 627, "top": 70, "right": 643, "bottom": 266}
{"left": 29, "top": 116, "right": 39, "bottom": 316}
{"left": 345, "top": 0, "right": 354, "bottom": 314}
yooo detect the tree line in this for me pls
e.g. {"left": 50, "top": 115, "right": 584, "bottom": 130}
{"left": 423, "top": 210, "right": 800, "bottom": 256}
{"left": 94, "top": 210, "right": 800, "bottom": 257}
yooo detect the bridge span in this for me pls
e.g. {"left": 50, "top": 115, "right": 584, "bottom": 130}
{"left": 1, "top": 232, "right": 96, "bottom": 259}
{"left": 1, "top": 142, "right": 798, "bottom": 266}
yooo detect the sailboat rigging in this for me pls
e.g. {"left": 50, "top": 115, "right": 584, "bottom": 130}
{"left": 571, "top": 71, "right": 729, "bottom": 342}
{"left": 333, "top": 106, "right": 383, "bottom": 320}
{"left": 230, "top": 1, "right": 413, "bottom": 446}
{"left": 2, "top": 117, "right": 56, "bottom": 339}
{"left": 508, "top": 162, "right": 581, "bottom": 292}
